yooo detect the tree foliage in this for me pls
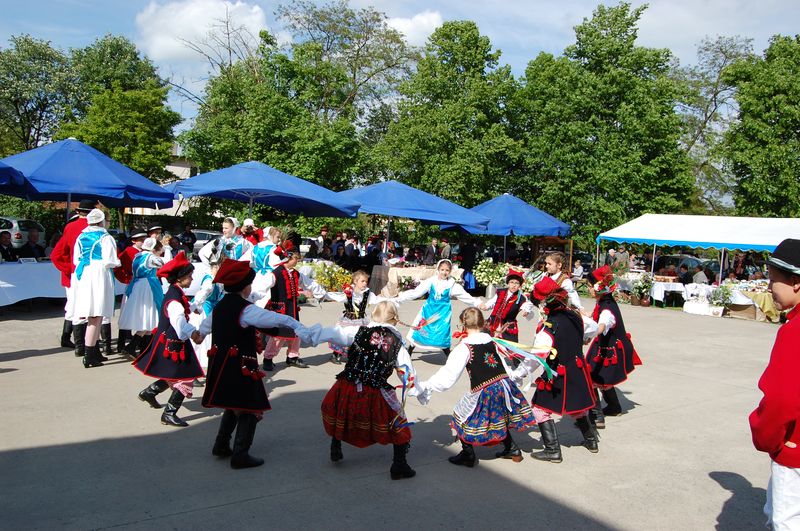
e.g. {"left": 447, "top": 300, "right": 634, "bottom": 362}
{"left": 723, "top": 35, "right": 800, "bottom": 217}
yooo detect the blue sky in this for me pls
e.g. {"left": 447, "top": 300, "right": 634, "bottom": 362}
{"left": 2, "top": 0, "right": 798, "bottom": 127}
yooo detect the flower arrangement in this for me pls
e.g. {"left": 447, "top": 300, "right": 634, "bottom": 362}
{"left": 473, "top": 259, "right": 506, "bottom": 287}
{"left": 710, "top": 283, "right": 733, "bottom": 307}
{"left": 397, "top": 275, "right": 420, "bottom": 292}
{"left": 631, "top": 273, "right": 653, "bottom": 299}
{"left": 310, "top": 262, "right": 352, "bottom": 292}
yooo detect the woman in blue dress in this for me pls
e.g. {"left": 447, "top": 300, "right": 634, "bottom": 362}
{"left": 391, "top": 259, "right": 480, "bottom": 357}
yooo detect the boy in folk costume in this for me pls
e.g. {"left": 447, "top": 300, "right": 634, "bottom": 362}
{"left": 585, "top": 265, "right": 641, "bottom": 426}
{"left": 479, "top": 268, "right": 534, "bottom": 342}
{"left": 72, "top": 209, "right": 121, "bottom": 368}
{"left": 118, "top": 238, "right": 164, "bottom": 358}
{"left": 544, "top": 251, "right": 584, "bottom": 311}
{"left": 319, "top": 301, "right": 418, "bottom": 479}
{"left": 515, "top": 277, "right": 599, "bottom": 463}
{"left": 199, "top": 260, "right": 325, "bottom": 469}
{"left": 750, "top": 239, "right": 800, "bottom": 529}
{"left": 262, "top": 244, "right": 336, "bottom": 370}
{"left": 134, "top": 252, "right": 205, "bottom": 427}
{"left": 391, "top": 259, "right": 481, "bottom": 358}
{"left": 325, "top": 270, "right": 382, "bottom": 364}
{"left": 413, "top": 307, "right": 536, "bottom": 467}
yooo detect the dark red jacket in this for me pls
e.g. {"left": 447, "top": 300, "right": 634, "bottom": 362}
{"left": 242, "top": 228, "right": 263, "bottom": 246}
{"left": 750, "top": 304, "right": 800, "bottom": 467}
{"left": 50, "top": 217, "right": 88, "bottom": 288}
{"left": 114, "top": 245, "right": 140, "bottom": 284}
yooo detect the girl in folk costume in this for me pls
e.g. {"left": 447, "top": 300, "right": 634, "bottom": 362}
{"left": 189, "top": 242, "right": 225, "bottom": 370}
{"left": 72, "top": 209, "right": 121, "bottom": 368}
{"left": 413, "top": 307, "right": 536, "bottom": 467}
{"left": 325, "top": 270, "right": 382, "bottom": 364}
{"left": 585, "top": 265, "right": 641, "bottom": 424}
{"left": 391, "top": 259, "right": 481, "bottom": 357}
{"left": 543, "top": 251, "right": 584, "bottom": 311}
{"left": 479, "top": 268, "right": 534, "bottom": 342}
{"left": 198, "top": 217, "right": 252, "bottom": 264}
{"left": 319, "top": 301, "right": 417, "bottom": 479}
{"left": 199, "top": 259, "right": 325, "bottom": 469}
{"left": 516, "top": 277, "right": 600, "bottom": 463}
{"left": 133, "top": 252, "right": 205, "bottom": 427}
{"left": 262, "top": 244, "right": 336, "bottom": 370}
{"left": 250, "top": 227, "right": 283, "bottom": 306}
{"left": 118, "top": 238, "right": 164, "bottom": 358}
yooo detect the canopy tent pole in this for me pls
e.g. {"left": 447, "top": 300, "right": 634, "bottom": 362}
{"left": 719, "top": 248, "right": 727, "bottom": 284}
{"left": 248, "top": 197, "right": 254, "bottom": 219}
{"left": 595, "top": 240, "right": 600, "bottom": 270}
{"left": 384, "top": 217, "right": 392, "bottom": 254}
{"left": 650, "top": 244, "right": 657, "bottom": 275}
{"left": 504, "top": 234, "right": 507, "bottom": 262}
{"left": 66, "top": 193, "right": 72, "bottom": 222}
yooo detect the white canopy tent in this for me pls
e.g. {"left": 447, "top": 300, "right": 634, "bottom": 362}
{"left": 596, "top": 214, "right": 800, "bottom": 277}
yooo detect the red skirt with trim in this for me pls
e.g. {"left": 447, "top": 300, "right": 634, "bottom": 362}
{"left": 321, "top": 379, "right": 411, "bottom": 448}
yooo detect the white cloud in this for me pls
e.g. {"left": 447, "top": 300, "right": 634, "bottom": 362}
{"left": 387, "top": 10, "right": 443, "bottom": 46}
{"left": 135, "top": 0, "right": 268, "bottom": 63}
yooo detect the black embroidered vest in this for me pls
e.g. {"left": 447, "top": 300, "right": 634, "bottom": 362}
{"left": 343, "top": 289, "right": 370, "bottom": 320}
{"left": 466, "top": 342, "right": 507, "bottom": 393}
{"left": 339, "top": 326, "right": 402, "bottom": 391}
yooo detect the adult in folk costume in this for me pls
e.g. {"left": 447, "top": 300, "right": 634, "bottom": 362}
{"left": 134, "top": 252, "right": 204, "bottom": 427}
{"left": 413, "top": 307, "right": 536, "bottom": 467}
{"left": 114, "top": 229, "right": 147, "bottom": 354}
{"left": 72, "top": 209, "right": 121, "bottom": 368}
{"left": 585, "top": 265, "right": 642, "bottom": 423}
{"left": 479, "top": 268, "right": 534, "bottom": 342}
{"left": 391, "top": 259, "right": 481, "bottom": 357}
{"left": 199, "top": 259, "right": 326, "bottom": 469}
{"left": 118, "top": 237, "right": 164, "bottom": 357}
{"left": 515, "top": 277, "right": 599, "bottom": 463}
{"left": 50, "top": 199, "right": 96, "bottom": 354}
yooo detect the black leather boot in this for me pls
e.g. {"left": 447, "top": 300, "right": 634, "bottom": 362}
{"left": 82, "top": 345, "right": 104, "bottom": 368}
{"left": 407, "top": 345, "right": 415, "bottom": 356}
{"left": 231, "top": 414, "right": 264, "bottom": 469}
{"left": 99, "top": 323, "right": 112, "bottom": 361}
{"left": 60, "top": 320, "right": 75, "bottom": 349}
{"left": 576, "top": 416, "right": 599, "bottom": 453}
{"left": 117, "top": 329, "right": 131, "bottom": 353}
{"left": 161, "top": 390, "right": 189, "bottom": 427}
{"left": 138, "top": 334, "right": 153, "bottom": 356}
{"left": 286, "top": 357, "right": 309, "bottom": 368}
{"left": 590, "top": 389, "right": 605, "bottom": 429}
{"left": 602, "top": 387, "right": 623, "bottom": 416}
{"left": 390, "top": 443, "right": 415, "bottom": 479}
{"left": 495, "top": 433, "right": 523, "bottom": 462}
{"left": 532, "top": 420, "right": 562, "bottom": 463}
{"left": 212, "top": 410, "right": 238, "bottom": 457}
{"left": 262, "top": 358, "right": 274, "bottom": 371}
{"left": 330, "top": 437, "right": 343, "bottom": 462}
{"left": 448, "top": 440, "right": 477, "bottom": 467}
{"left": 73, "top": 322, "right": 87, "bottom": 358}
{"left": 139, "top": 380, "right": 169, "bottom": 408}
{"left": 442, "top": 348, "right": 451, "bottom": 357}
{"left": 124, "top": 335, "right": 141, "bottom": 359}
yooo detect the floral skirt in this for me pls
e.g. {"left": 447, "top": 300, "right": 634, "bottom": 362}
{"left": 452, "top": 380, "right": 535, "bottom": 446}
{"left": 321, "top": 379, "right": 411, "bottom": 448}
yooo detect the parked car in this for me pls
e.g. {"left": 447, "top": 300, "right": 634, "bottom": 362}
{"left": 192, "top": 229, "right": 223, "bottom": 257}
{"left": 0, "top": 217, "right": 46, "bottom": 249}
{"left": 300, "top": 237, "right": 317, "bottom": 254}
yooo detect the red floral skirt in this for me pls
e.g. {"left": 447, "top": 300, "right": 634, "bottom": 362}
{"left": 321, "top": 379, "right": 411, "bottom": 448}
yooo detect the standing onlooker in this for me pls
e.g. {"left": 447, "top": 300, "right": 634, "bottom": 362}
{"left": 440, "top": 238, "right": 451, "bottom": 260}
{"left": 0, "top": 230, "right": 18, "bottom": 261}
{"left": 604, "top": 248, "right": 617, "bottom": 266}
{"left": 17, "top": 228, "right": 45, "bottom": 259}
{"left": 423, "top": 238, "right": 439, "bottom": 266}
{"left": 750, "top": 239, "right": 800, "bottom": 530}
{"left": 616, "top": 246, "right": 630, "bottom": 267}
{"left": 316, "top": 226, "right": 330, "bottom": 253}
{"left": 179, "top": 223, "right": 197, "bottom": 250}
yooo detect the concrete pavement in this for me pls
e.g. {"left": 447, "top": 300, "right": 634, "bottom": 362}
{"left": 0, "top": 296, "right": 775, "bottom": 529}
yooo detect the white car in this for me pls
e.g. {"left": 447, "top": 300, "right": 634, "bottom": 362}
{"left": 0, "top": 217, "right": 46, "bottom": 249}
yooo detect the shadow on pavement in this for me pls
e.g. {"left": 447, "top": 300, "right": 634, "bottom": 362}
{"left": 710, "top": 471, "right": 766, "bottom": 530}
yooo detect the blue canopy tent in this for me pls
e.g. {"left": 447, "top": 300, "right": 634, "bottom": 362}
{"left": 0, "top": 139, "right": 174, "bottom": 215}
{"left": 166, "top": 161, "right": 361, "bottom": 218}
{"left": 440, "top": 193, "right": 571, "bottom": 260}
{"left": 0, "top": 161, "right": 24, "bottom": 186}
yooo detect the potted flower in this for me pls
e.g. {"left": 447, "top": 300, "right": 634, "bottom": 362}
{"left": 710, "top": 284, "right": 733, "bottom": 317}
{"left": 631, "top": 273, "right": 653, "bottom": 307}
{"left": 474, "top": 259, "right": 506, "bottom": 298}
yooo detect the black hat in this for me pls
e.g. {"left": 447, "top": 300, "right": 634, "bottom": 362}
{"left": 147, "top": 225, "right": 163, "bottom": 233}
{"left": 768, "top": 239, "right": 800, "bottom": 276}
{"left": 130, "top": 229, "right": 147, "bottom": 240}
{"left": 76, "top": 199, "right": 97, "bottom": 212}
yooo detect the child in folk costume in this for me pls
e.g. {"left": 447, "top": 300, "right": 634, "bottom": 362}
{"left": 413, "top": 307, "right": 536, "bottom": 467}
{"left": 262, "top": 244, "right": 336, "bottom": 370}
{"left": 516, "top": 277, "right": 599, "bottom": 463}
{"left": 749, "top": 239, "right": 800, "bottom": 529}
{"left": 319, "top": 301, "right": 417, "bottom": 479}
{"left": 391, "top": 259, "right": 481, "bottom": 357}
{"left": 114, "top": 229, "right": 147, "bottom": 354}
{"left": 118, "top": 238, "right": 164, "bottom": 358}
{"left": 72, "top": 209, "right": 121, "bottom": 368}
{"left": 134, "top": 252, "right": 205, "bottom": 427}
{"left": 199, "top": 260, "right": 326, "bottom": 469}
{"left": 250, "top": 227, "right": 283, "bottom": 306}
{"left": 189, "top": 245, "right": 225, "bottom": 370}
{"left": 479, "top": 268, "right": 534, "bottom": 342}
{"left": 585, "top": 265, "right": 641, "bottom": 423}
{"left": 198, "top": 217, "right": 252, "bottom": 264}
{"left": 325, "top": 270, "right": 382, "bottom": 364}
{"left": 543, "top": 251, "right": 584, "bottom": 311}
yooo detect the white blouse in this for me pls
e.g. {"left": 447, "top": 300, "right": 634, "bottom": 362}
{"left": 395, "top": 276, "right": 478, "bottom": 306}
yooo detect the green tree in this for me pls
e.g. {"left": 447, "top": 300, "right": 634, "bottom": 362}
{"left": 517, "top": 3, "right": 692, "bottom": 246}
{"left": 0, "top": 35, "right": 76, "bottom": 150}
{"left": 723, "top": 35, "right": 800, "bottom": 217}
{"left": 371, "top": 21, "right": 522, "bottom": 206}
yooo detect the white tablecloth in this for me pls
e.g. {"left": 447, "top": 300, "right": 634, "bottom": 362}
{"left": 0, "top": 262, "right": 127, "bottom": 306}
